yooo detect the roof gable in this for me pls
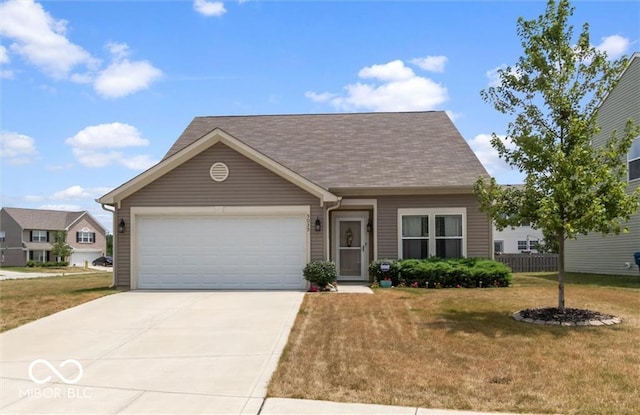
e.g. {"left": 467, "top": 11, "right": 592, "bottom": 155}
{"left": 98, "top": 128, "right": 339, "bottom": 205}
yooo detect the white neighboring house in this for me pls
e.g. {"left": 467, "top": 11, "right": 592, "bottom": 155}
{"left": 493, "top": 223, "right": 544, "bottom": 254}
{"left": 492, "top": 184, "right": 545, "bottom": 255}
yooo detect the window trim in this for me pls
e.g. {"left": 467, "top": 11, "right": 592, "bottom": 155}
{"left": 77, "top": 230, "right": 95, "bottom": 244}
{"left": 397, "top": 208, "right": 466, "bottom": 259}
{"left": 629, "top": 136, "right": 640, "bottom": 182}
{"left": 517, "top": 240, "right": 528, "bottom": 251}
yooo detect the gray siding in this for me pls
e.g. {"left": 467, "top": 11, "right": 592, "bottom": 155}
{"left": 566, "top": 55, "right": 640, "bottom": 276}
{"left": 0, "top": 209, "right": 25, "bottom": 266}
{"left": 115, "top": 143, "right": 323, "bottom": 288}
{"left": 68, "top": 216, "right": 107, "bottom": 254}
{"left": 376, "top": 194, "right": 491, "bottom": 259}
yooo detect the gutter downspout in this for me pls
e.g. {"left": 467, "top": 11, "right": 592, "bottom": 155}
{"left": 100, "top": 203, "right": 116, "bottom": 288}
{"left": 324, "top": 197, "right": 343, "bottom": 261}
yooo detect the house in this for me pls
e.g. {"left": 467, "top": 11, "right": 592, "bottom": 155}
{"left": 493, "top": 185, "right": 544, "bottom": 255}
{"left": 97, "top": 111, "right": 492, "bottom": 290}
{"left": 0, "top": 207, "right": 107, "bottom": 267}
{"left": 565, "top": 52, "right": 640, "bottom": 276}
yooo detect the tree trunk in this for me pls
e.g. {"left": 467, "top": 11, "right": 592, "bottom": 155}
{"left": 557, "top": 232, "right": 565, "bottom": 311}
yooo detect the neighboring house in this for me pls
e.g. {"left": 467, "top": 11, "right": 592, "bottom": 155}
{"left": 0, "top": 207, "right": 107, "bottom": 267}
{"left": 492, "top": 185, "right": 544, "bottom": 255}
{"left": 566, "top": 52, "right": 640, "bottom": 276}
{"left": 493, "top": 223, "right": 544, "bottom": 254}
{"left": 98, "top": 111, "right": 492, "bottom": 290}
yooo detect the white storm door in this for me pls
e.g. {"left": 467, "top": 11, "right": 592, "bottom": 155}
{"left": 335, "top": 217, "right": 368, "bottom": 280}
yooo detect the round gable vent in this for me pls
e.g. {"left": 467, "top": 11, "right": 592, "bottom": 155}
{"left": 210, "top": 162, "right": 229, "bottom": 182}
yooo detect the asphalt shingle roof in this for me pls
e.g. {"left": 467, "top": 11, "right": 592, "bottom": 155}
{"left": 2, "top": 207, "right": 85, "bottom": 230}
{"left": 164, "top": 111, "right": 489, "bottom": 190}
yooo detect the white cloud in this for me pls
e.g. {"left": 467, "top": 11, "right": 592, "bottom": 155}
{"left": 24, "top": 195, "right": 46, "bottom": 202}
{"left": 467, "top": 133, "right": 518, "bottom": 176}
{"left": 65, "top": 122, "right": 157, "bottom": 170}
{"left": 0, "top": 69, "right": 14, "bottom": 79}
{"left": 307, "top": 60, "right": 448, "bottom": 112}
{"left": 0, "top": 0, "right": 97, "bottom": 79}
{"left": 46, "top": 162, "right": 74, "bottom": 172}
{"left": 358, "top": 60, "right": 414, "bottom": 81}
{"left": 410, "top": 55, "right": 447, "bottom": 73}
{"left": 194, "top": 0, "right": 226, "bottom": 17}
{"left": 486, "top": 65, "right": 506, "bottom": 88}
{"left": 0, "top": 45, "right": 9, "bottom": 63}
{"left": 595, "top": 35, "right": 630, "bottom": 60}
{"left": 51, "top": 185, "right": 112, "bottom": 200}
{"left": 93, "top": 43, "right": 162, "bottom": 99}
{"left": 0, "top": 131, "right": 37, "bottom": 165}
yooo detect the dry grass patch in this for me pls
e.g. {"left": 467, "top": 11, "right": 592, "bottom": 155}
{"left": 268, "top": 273, "right": 640, "bottom": 414}
{"left": 0, "top": 273, "right": 119, "bottom": 332}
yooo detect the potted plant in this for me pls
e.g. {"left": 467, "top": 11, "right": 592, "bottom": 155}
{"left": 303, "top": 260, "right": 337, "bottom": 291}
{"left": 379, "top": 277, "right": 392, "bottom": 288}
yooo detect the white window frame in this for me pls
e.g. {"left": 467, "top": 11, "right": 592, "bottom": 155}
{"left": 629, "top": 136, "right": 640, "bottom": 182}
{"left": 529, "top": 240, "right": 539, "bottom": 250}
{"left": 78, "top": 230, "right": 95, "bottom": 243}
{"left": 32, "top": 230, "right": 47, "bottom": 242}
{"left": 517, "top": 240, "right": 528, "bottom": 251}
{"left": 397, "top": 208, "right": 466, "bottom": 259}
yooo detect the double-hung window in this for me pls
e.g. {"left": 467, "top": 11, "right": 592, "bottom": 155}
{"left": 77, "top": 230, "right": 95, "bottom": 243}
{"left": 629, "top": 136, "right": 640, "bottom": 181}
{"left": 31, "top": 230, "right": 47, "bottom": 242}
{"left": 398, "top": 208, "right": 466, "bottom": 259}
{"left": 517, "top": 240, "right": 528, "bottom": 251}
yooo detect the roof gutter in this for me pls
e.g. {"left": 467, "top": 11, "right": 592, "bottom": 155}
{"left": 100, "top": 203, "right": 116, "bottom": 288}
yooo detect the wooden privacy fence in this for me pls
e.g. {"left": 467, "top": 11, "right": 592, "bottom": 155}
{"left": 495, "top": 253, "right": 559, "bottom": 272}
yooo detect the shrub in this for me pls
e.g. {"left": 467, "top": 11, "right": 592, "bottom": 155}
{"left": 26, "top": 260, "right": 36, "bottom": 268}
{"left": 389, "top": 258, "right": 512, "bottom": 288}
{"left": 303, "top": 261, "right": 337, "bottom": 287}
{"left": 368, "top": 259, "right": 401, "bottom": 285}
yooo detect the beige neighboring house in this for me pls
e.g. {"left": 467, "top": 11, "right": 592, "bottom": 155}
{"left": 98, "top": 111, "right": 493, "bottom": 290}
{"left": 0, "top": 207, "right": 107, "bottom": 267}
{"left": 566, "top": 52, "right": 640, "bottom": 276}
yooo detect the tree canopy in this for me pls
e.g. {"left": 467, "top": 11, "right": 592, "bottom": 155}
{"left": 474, "top": 0, "right": 639, "bottom": 310}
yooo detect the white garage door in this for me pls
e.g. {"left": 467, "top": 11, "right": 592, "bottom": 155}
{"left": 70, "top": 251, "right": 101, "bottom": 267}
{"left": 136, "top": 215, "right": 308, "bottom": 289}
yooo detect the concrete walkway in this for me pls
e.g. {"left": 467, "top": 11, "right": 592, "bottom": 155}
{"left": 0, "top": 266, "right": 112, "bottom": 280}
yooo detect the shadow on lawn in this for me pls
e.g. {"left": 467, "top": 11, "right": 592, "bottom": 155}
{"left": 420, "top": 310, "right": 576, "bottom": 338}
{"left": 72, "top": 286, "right": 118, "bottom": 294}
{"left": 525, "top": 272, "right": 640, "bottom": 288}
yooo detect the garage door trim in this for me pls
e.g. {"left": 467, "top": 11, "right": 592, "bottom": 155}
{"left": 130, "top": 205, "right": 311, "bottom": 289}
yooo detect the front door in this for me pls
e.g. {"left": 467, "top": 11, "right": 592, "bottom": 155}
{"left": 335, "top": 214, "right": 368, "bottom": 280}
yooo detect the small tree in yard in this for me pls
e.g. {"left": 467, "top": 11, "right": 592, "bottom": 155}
{"left": 475, "top": 0, "right": 639, "bottom": 312}
{"left": 51, "top": 231, "right": 72, "bottom": 264}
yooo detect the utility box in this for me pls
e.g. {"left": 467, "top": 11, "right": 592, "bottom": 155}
{"left": 634, "top": 252, "right": 640, "bottom": 274}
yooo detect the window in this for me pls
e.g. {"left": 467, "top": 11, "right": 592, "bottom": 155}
{"left": 29, "top": 250, "right": 49, "bottom": 263}
{"left": 629, "top": 136, "right": 640, "bottom": 181}
{"left": 529, "top": 240, "right": 539, "bottom": 250}
{"left": 401, "top": 215, "right": 429, "bottom": 259}
{"left": 435, "top": 215, "right": 463, "bottom": 258}
{"left": 517, "top": 240, "right": 528, "bottom": 251}
{"left": 0, "top": 231, "right": 5, "bottom": 242}
{"left": 494, "top": 240, "right": 504, "bottom": 254}
{"left": 398, "top": 208, "right": 466, "bottom": 259}
{"left": 77, "top": 230, "right": 95, "bottom": 243}
{"left": 31, "top": 230, "right": 47, "bottom": 242}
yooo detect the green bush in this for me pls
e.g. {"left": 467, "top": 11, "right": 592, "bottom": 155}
{"left": 26, "top": 260, "right": 36, "bottom": 267}
{"left": 303, "top": 260, "right": 337, "bottom": 287}
{"left": 376, "top": 258, "right": 512, "bottom": 288}
{"left": 368, "top": 259, "right": 401, "bottom": 285}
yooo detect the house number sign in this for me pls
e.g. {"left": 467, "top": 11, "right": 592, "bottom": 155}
{"left": 380, "top": 262, "right": 390, "bottom": 272}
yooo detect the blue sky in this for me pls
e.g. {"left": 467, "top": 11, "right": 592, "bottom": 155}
{"left": 1, "top": 0, "right": 638, "bottom": 232}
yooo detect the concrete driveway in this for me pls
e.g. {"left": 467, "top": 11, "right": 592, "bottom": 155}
{"left": 0, "top": 291, "right": 304, "bottom": 414}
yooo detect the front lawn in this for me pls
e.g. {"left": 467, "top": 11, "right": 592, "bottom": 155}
{"left": 268, "top": 272, "right": 640, "bottom": 415}
{"left": 0, "top": 273, "right": 119, "bottom": 332}
{"left": 0, "top": 265, "right": 100, "bottom": 274}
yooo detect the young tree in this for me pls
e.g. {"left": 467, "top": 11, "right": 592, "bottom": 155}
{"left": 106, "top": 234, "right": 113, "bottom": 256}
{"left": 51, "top": 231, "right": 72, "bottom": 264}
{"left": 475, "top": 0, "right": 639, "bottom": 311}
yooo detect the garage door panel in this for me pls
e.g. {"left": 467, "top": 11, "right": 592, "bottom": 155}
{"left": 137, "top": 215, "right": 307, "bottom": 289}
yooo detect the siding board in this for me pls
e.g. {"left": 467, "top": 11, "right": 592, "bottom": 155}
{"left": 565, "top": 55, "right": 640, "bottom": 277}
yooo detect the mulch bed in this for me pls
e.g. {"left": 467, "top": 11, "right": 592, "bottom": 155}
{"left": 514, "top": 307, "right": 621, "bottom": 326}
